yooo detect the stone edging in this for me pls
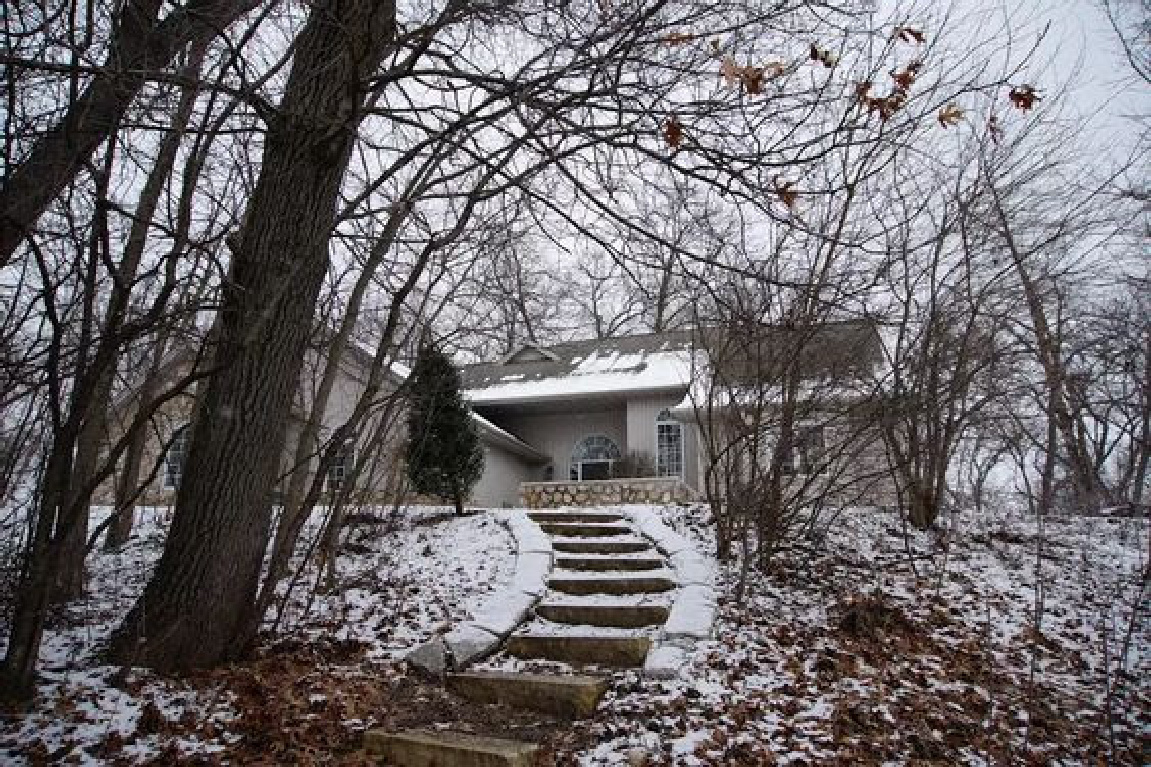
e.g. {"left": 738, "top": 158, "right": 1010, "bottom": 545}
{"left": 407, "top": 511, "right": 552, "bottom": 675}
{"left": 617, "top": 507, "right": 718, "bottom": 680}
{"left": 520, "top": 478, "right": 696, "bottom": 508}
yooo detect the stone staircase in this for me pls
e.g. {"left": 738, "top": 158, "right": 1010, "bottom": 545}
{"left": 367, "top": 508, "right": 683, "bottom": 766}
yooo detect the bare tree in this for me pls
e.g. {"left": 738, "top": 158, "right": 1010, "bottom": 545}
{"left": 0, "top": 0, "right": 262, "bottom": 264}
{"left": 104, "top": 0, "right": 398, "bottom": 672}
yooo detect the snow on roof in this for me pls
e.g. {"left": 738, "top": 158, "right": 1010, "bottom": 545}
{"left": 462, "top": 331, "right": 698, "bottom": 404}
{"left": 463, "top": 322, "right": 882, "bottom": 406}
{"left": 466, "top": 348, "right": 696, "bottom": 404}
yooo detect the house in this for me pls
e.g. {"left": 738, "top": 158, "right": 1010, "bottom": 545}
{"left": 462, "top": 321, "right": 898, "bottom": 508}
{"left": 462, "top": 332, "right": 701, "bottom": 507}
{"left": 100, "top": 320, "right": 896, "bottom": 512}
{"left": 94, "top": 336, "right": 540, "bottom": 508}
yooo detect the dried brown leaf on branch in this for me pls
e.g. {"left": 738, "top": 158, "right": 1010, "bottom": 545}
{"left": 773, "top": 178, "right": 798, "bottom": 209}
{"left": 855, "top": 80, "right": 873, "bottom": 101}
{"left": 663, "top": 116, "right": 683, "bottom": 149}
{"left": 662, "top": 31, "right": 695, "bottom": 46}
{"left": 809, "top": 43, "right": 837, "bottom": 68}
{"left": 937, "top": 103, "right": 963, "bottom": 127}
{"left": 720, "top": 55, "right": 740, "bottom": 87}
{"left": 893, "top": 26, "right": 926, "bottom": 44}
{"left": 719, "top": 56, "right": 775, "bottom": 95}
{"left": 891, "top": 60, "right": 922, "bottom": 92}
{"left": 866, "top": 92, "right": 906, "bottom": 121}
{"left": 743, "top": 67, "right": 765, "bottom": 94}
{"left": 1008, "top": 84, "right": 1041, "bottom": 111}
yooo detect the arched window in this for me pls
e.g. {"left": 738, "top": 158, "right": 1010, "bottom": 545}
{"left": 162, "top": 425, "right": 189, "bottom": 490}
{"left": 569, "top": 434, "right": 621, "bottom": 481}
{"left": 656, "top": 409, "right": 683, "bottom": 478}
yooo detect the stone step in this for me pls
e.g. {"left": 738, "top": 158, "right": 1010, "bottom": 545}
{"left": 539, "top": 522, "right": 633, "bottom": 538}
{"left": 536, "top": 603, "right": 670, "bottom": 628}
{"left": 555, "top": 556, "right": 665, "bottom": 571}
{"left": 528, "top": 512, "right": 625, "bottom": 524}
{"left": 506, "top": 635, "right": 652, "bottom": 667}
{"left": 553, "top": 539, "right": 651, "bottom": 554}
{"left": 548, "top": 576, "right": 677, "bottom": 596}
{"left": 364, "top": 729, "right": 538, "bottom": 767}
{"left": 446, "top": 670, "right": 609, "bottom": 718}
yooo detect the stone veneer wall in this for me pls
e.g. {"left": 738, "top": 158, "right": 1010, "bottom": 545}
{"left": 520, "top": 477, "right": 697, "bottom": 508}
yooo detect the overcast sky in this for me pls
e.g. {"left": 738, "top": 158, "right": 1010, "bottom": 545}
{"left": 1035, "top": 1, "right": 1148, "bottom": 159}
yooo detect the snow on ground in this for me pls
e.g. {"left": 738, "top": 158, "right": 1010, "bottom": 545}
{"left": 1, "top": 500, "right": 1147, "bottom": 765}
{"left": 560, "top": 502, "right": 1149, "bottom": 766}
{"left": 0, "top": 504, "right": 515, "bottom": 764}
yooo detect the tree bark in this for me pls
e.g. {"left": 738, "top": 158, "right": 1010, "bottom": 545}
{"left": 105, "top": 0, "right": 395, "bottom": 671}
{"left": 55, "top": 38, "right": 210, "bottom": 591}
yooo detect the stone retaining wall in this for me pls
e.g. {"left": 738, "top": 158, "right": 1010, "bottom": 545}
{"left": 520, "top": 478, "right": 697, "bottom": 508}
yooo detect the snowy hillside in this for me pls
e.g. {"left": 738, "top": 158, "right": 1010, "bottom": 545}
{"left": 1, "top": 502, "right": 1146, "bottom": 765}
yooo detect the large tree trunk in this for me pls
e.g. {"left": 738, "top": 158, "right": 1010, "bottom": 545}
{"left": 0, "top": 0, "right": 259, "bottom": 266}
{"left": 105, "top": 0, "right": 395, "bottom": 672}
{"left": 0, "top": 448, "right": 75, "bottom": 700}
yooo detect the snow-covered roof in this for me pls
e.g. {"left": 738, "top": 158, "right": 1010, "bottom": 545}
{"left": 462, "top": 331, "right": 697, "bottom": 405}
{"left": 471, "top": 411, "right": 548, "bottom": 461}
{"left": 462, "top": 322, "right": 883, "bottom": 407}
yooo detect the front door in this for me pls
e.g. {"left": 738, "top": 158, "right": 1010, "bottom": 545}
{"left": 580, "top": 461, "right": 612, "bottom": 480}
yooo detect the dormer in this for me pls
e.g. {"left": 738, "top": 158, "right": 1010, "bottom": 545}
{"left": 501, "top": 344, "right": 561, "bottom": 364}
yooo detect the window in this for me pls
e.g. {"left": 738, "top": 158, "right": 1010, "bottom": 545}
{"left": 569, "top": 434, "right": 621, "bottom": 481}
{"left": 162, "top": 426, "right": 189, "bottom": 490}
{"left": 782, "top": 425, "right": 824, "bottom": 474}
{"left": 656, "top": 409, "right": 683, "bottom": 478}
{"left": 328, "top": 439, "right": 355, "bottom": 493}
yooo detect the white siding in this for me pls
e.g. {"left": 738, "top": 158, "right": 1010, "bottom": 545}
{"left": 471, "top": 442, "right": 536, "bottom": 507}
{"left": 497, "top": 408, "right": 626, "bottom": 479}
{"left": 625, "top": 392, "right": 700, "bottom": 490}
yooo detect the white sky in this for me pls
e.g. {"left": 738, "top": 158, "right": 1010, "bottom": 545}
{"left": 1032, "top": 1, "right": 1148, "bottom": 159}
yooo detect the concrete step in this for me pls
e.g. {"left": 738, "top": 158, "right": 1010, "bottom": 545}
{"left": 506, "top": 634, "right": 652, "bottom": 667}
{"left": 536, "top": 603, "right": 670, "bottom": 628}
{"left": 528, "top": 512, "right": 624, "bottom": 524}
{"left": 364, "top": 729, "right": 538, "bottom": 766}
{"left": 446, "top": 670, "right": 609, "bottom": 718}
{"left": 539, "top": 522, "right": 633, "bottom": 538}
{"left": 552, "top": 539, "right": 651, "bottom": 554}
{"left": 555, "top": 555, "right": 665, "bottom": 571}
{"left": 547, "top": 576, "right": 677, "bottom": 596}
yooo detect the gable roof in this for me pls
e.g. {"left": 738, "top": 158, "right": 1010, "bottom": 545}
{"left": 703, "top": 319, "right": 883, "bottom": 384}
{"left": 461, "top": 321, "right": 883, "bottom": 407}
{"left": 501, "top": 344, "right": 561, "bottom": 364}
{"left": 462, "top": 331, "right": 696, "bottom": 405}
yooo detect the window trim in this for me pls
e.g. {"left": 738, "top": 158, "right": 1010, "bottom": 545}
{"left": 655, "top": 409, "right": 684, "bottom": 479}
{"left": 327, "top": 438, "right": 356, "bottom": 493}
{"left": 162, "top": 425, "right": 189, "bottom": 491}
{"left": 569, "top": 434, "right": 621, "bottom": 481}
{"left": 781, "top": 423, "right": 825, "bottom": 475}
